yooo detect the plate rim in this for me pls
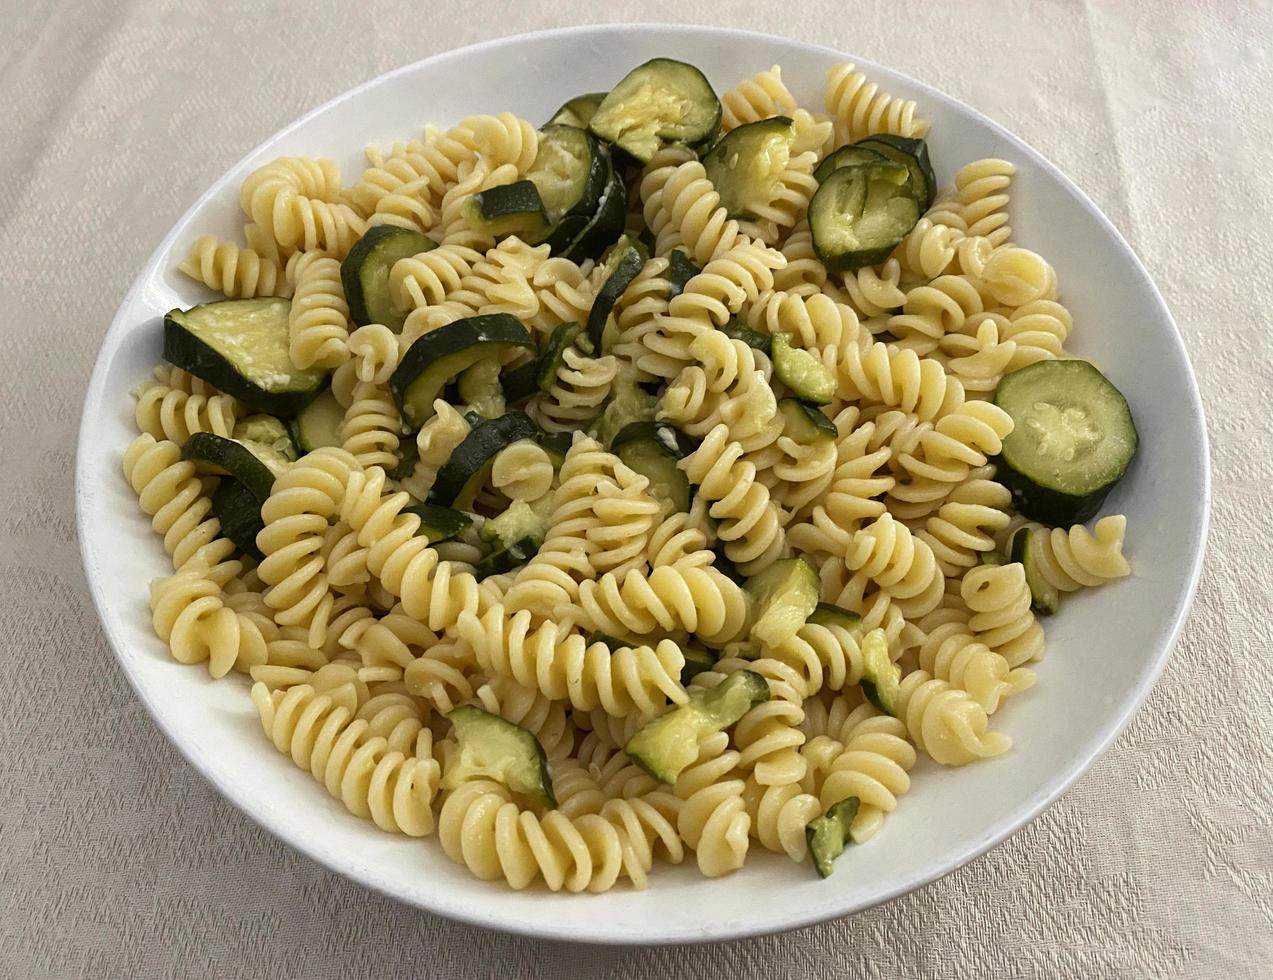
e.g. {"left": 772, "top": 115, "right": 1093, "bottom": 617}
{"left": 75, "top": 21, "right": 1211, "bottom": 943}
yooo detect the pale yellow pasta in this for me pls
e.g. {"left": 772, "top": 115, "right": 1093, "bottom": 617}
{"left": 490, "top": 439, "right": 554, "bottom": 502}
{"left": 179, "top": 235, "right": 291, "bottom": 299}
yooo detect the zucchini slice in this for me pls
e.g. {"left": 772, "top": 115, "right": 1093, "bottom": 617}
{"left": 537, "top": 322, "right": 582, "bottom": 392}
{"left": 430, "top": 411, "right": 542, "bottom": 508}
{"left": 612, "top": 421, "right": 693, "bottom": 513}
{"left": 444, "top": 705, "right": 556, "bottom": 808}
{"left": 528, "top": 125, "right": 612, "bottom": 253}
{"left": 585, "top": 235, "right": 647, "bottom": 350}
{"left": 665, "top": 249, "right": 700, "bottom": 297}
{"left": 720, "top": 318, "right": 773, "bottom": 354}
{"left": 480, "top": 499, "right": 547, "bottom": 552}
{"left": 808, "top": 160, "right": 920, "bottom": 271}
{"left": 858, "top": 629, "right": 899, "bottom": 715}
{"left": 473, "top": 536, "right": 540, "bottom": 577}
{"left": 807, "top": 602, "right": 862, "bottom": 631}
{"left": 745, "top": 557, "right": 821, "bottom": 650}
{"left": 210, "top": 479, "right": 266, "bottom": 560}
{"left": 341, "top": 226, "right": 437, "bottom": 332}
{"left": 390, "top": 314, "right": 535, "bottom": 429}
{"left": 181, "top": 432, "right": 281, "bottom": 503}
{"left": 290, "top": 388, "right": 345, "bottom": 452}
{"left": 853, "top": 135, "right": 937, "bottom": 211}
{"left": 546, "top": 92, "right": 608, "bottom": 129}
{"left": 500, "top": 359, "right": 541, "bottom": 404}
{"left": 813, "top": 145, "right": 888, "bottom": 183}
{"left": 559, "top": 160, "right": 628, "bottom": 262}
{"left": 536, "top": 430, "right": 573, "bottom": 465}
{"left": 457, "top": 358, "right": 506, "bottom": 420}
{"left": 993, "top": 360, "right": 1138, "bottom": 525}
{"left": 778, "top": 398, "right": 837, "bottom": 446}
{"left": 232, "top": 414, "right": 297, "bottom": 461}
{"left": 589, "top": 58, "right": 721, "bottom": 163}
{"left": 702, "top": 116, "right": 795, "bottom": 218}
{"left": 461, "top": 180, "right": 550, "bottom": 242}
{"left": 591, "top": 377, "right": 658, "bottom": 448}
{"left": 625, "top": 670, "right": 770, "bottom": 784}
{"left": 1009, "top": 526, "right": 1060, "bottom": 615}
{"left": 163, "top": 298, "right": 325, "bottom": 417}
{"left": 772, "top": 334, "right": 836, "bottom": 403}
{"left": 680, "top": 645, "right": 718, "bottom": 685}
{"left": 403, "top": 503, "right": 473, "bottom": 544}
{"left": 806, "top": 797, "right": 861, "bottom": 879}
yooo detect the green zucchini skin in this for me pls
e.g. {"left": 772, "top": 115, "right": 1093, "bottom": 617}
{"left": 211, "top": 479, "right": 266, "bottom": 560}
{"left": 558, "top": 161, "right": 628, "bottom": 262}
{"left": 445, "top": 705, "right": 556, "bottom": 809}
{"left": 1009, "top": 526, "right": 1060, "bottom": 615}
{"left": 805, "top": 797, "right": 861, "bottom": 878}
{"left": 993, "top": 360, "right": 1138, "bottom": 525}
{"left": 778, "top": 398, "right": 837, "bottom": 445}
{"left": 664, "top": 249, "right": 700, "bottom": 297}
{"left": 808, "top": 161, "right": 920, "bottom": 272}
{"left": 430, "top": 412, "right": 542, "bottom": 508}
{"left": 536, "top": 322, "right": 582, "bottom": 392}
{"left": 181, "top": 432, "right": 278, "bottom": 503}
{"left": 163, "top": 299, "right": 325, "bottom": 417}
{"left": 814, "top": 145, "right": 888, "bottom": 183}
{"left": 341, "top": 226, "right": 437, "bottom": 332}
{"left": 589, "top": 58, "right": 721, "bottom": 163}
{"left": 585, "top": 235, "right": 646, "bottom": 350}
{"left": 473, "top": 536, "right": 540, "bottom": 577}
{"left": 532, "top": 126, "right": 613, "bottom": 253}
{"left": 720, "top": 317, "right": 773, "bottom": 354}
{"left": 462, "top": 180, "right": 549, "bottom": 241}
{"left": 853, "top": 135, "right": 937, "bottom": 211}
{"left": 403, "top": 503, "right": 473, "bottom": 544}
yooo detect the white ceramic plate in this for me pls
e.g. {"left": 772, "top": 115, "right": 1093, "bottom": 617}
{"left": 76, "top": 23, "right": 1208, "bottom": 944}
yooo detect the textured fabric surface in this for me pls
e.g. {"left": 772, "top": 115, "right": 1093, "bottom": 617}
{"left": 1, "top": 1, "right": 1269, "bottom": 976}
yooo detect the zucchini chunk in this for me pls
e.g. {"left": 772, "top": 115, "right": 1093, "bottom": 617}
{"left": 805, "top": 797, "right": 862, "bottom": 879}
{"left": 585, "top": 235, "right": 647, "bottom": 350}
{"left": 536, "top": 322, "right": 582, "bottom": 392}
{"left": 858, "top": 629, "right": 899, "bottom": 715}
{"left": 163, "top": 298, "right": 325, "bottom": 416}
{"left": 589, "top": 58, "right": 721, "bottom": 163}
{"left": 546, "top": 92, "right": 608, "bottom": 129}
{"left": 290, "top": 388, "right": 345, "bottom": 452}
{"left": 527, "top": 125, "right": 613, "bottom": 254}
{"left": 852, "top": 135, "right": 937, "bottom": 211}
{"left": 807, "top": 602, "right": 862, "bottom": 632}
{"left": 388, "top": 435, "right": 420, "bottom": 481}
{"left": 778, "top": 398, "right": 837, "bottom": 446}
{"left": 181, "top": 432, "right": 282, "bottom": 503}
{"left": 808, "top": 161, "right": 920, "bottom": 271}
{"left": 720, "top": 317, "right": 773, "bottom": 354}
{"left": 444, "top": 705, "right": 556, "bottom": 808}
{"left": 772, "top": 334, "right": 836, "bottom": 403}
{"left": 536, "top": 430, "right": 573, "bottom": 465}
{"left": 813, "top": 145, "right": 888, "bottom": 183}
{"left": 993, "top": 360, "right": 1138, "bottom": 525}
{"left": 341, "top": 226, "right": 437, "bottom": 332}
{"left": 233, "top": 414, "right": 297, "bottom": 461}
{"left": 559, "top": 161, "right": 628, "bottom": 262}
{"left": 473, "top": 536, "right": 540, "bottom": 577}
{"left": 591, "top": 369, "right": 658, "bottom": 447}
{"left": 480, "top": 499, "right": 547, "bottom": 552}
{"left": 211, "top": 480, "right": 265, "bottom": 560}
{"left": 462, "top": 180, "right": 550, "bottom": 242}
{"left": 745, "top": 557, "right": 821, "bottom": 650}
{"left": 457, "top": 358, "right": 506, "bottom": 420}
{"left": 430, "top": 411, "right": 542, "bottom": 508}
{"left": 500, "top": 359, "right": 541, "bottom": 404}
{"left": 390, "top": 314, "right": 535, "bottom": 428}
{"left": 702, "top": 116, "right": 795, "bottom": 218}
{"left": 1009, "top": 526, "right": 1060, "bottom": 615}
{"left": 680, "top": 645, "right": 718, "bottom": 685}
{"left": 665, "top": 248, "right": 700, "bottom": 297}
{"left": 611, "top": 421, "right": 693, "bottom": 512}
{"left": 625, "top": 670, "right": 770, "bottom": 784}
{"left": 404, "top": 503, "right": 473, "bottom": 544}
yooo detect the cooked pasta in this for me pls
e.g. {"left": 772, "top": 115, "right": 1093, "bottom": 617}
{"left": 130, "top": 55, "right": 1137, "bottom": 891}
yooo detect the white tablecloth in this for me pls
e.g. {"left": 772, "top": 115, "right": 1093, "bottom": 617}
{"left": 2, "top": 1, "right": 1269, "bottom": 976}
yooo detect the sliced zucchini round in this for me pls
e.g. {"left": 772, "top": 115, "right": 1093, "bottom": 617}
{"left": 772, "top": 334, "right": 836, "bottom": 404}
{"left": 1009, "top": 526, "right": 1059, "bottom": 615}
{"left": 778, "top": 398, "right": 837, "bottom": 446}
{"left": 721, "top": 317, "right": 773, "bottom": 354}
{"left": 430, "top": 411, "right": 541, "bottom": 508}
{"left": 665, "top": 248, "right": 700, "bottom": 297}
{"left": 813, "top": 144, "right": 888, "bottom": 183}
{"left": 585, "top": 235, "right": 647, "bottom": 350}
{"left": 163, "top": 298, "right": 325, "bottom": 417}
{"left": 993, "top": 360, "right": 1138, "bottom": 525}
{"left": 589, "top": 58, "right": 721, "bottom": 163}
{"left": 745, "top": 557, "right": 821, "bottom": 650}
{"left": 181, "top": 431, "right": 281, "bottom": 503}
{"left": 537, "top": 322, "right": 582, "bottom": 392}
{"left": 808, "top": 160, "right": 920, "bottom": 271}
{"left": 232, "top": 414, "right": 297, "bottom": 461}
{"left": 341, "top": 226, "right": 438, "bottom": 332}
{"left": 806, "top": 797, "right": 862, "bottom": 879}
{"left": 529, "top": 125, "right": 611, "bottom": 252}
{"left": 558, "top": 161, "right": 628, "bottom": 262}
{"left": 853, "top": 135, "right": 937, "bottom": 211}
{"left": 290, "top": 388, "right": 345, "bottom": 452}
{"left": 702, "top": 116, "right": 795, "bottom": 218}
{"left": 210, "top": 480, "right": 265, "bottom": 561}
{"left": 444, "top": 705, "right": 556, "bottom": 809}
{"left": 461, "top": 180, "right": 550, "bottom": 242}
{"left": 546, "top": 92, "right": 608, "bottom": 129}
{"left": 390, "top": 314, "right": 535, "bottom": 429}
{"left": 403, "top": 503, "right": 473, "bottom": 544}
{"left": 611, "top": 421, "right": 693, "bottom": 513}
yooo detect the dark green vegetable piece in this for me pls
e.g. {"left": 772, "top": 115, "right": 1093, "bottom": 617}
{"left": 625, "top": 670, "right": 770, "bottom": 784}
{"left": 586, "top": 235, "right": 647, "bottom": 350}
{"left": 589, "top": 58, "right": 721, "bottom": 163}
{"left": 612, "top": 422, "right": 693, "bottom": 513}
{"left": 591, "top": 375, "right": 658, "bottom": 447}
{"left": 808, "top": 161, "right": 920, "bottom": 271}
{"left": 559, "top": 161, "right": 628, "bottom": 262}
{"left": 390, "top": 314, "right": 535, "bottom": 428}
{"left": 665, "top": 249, "right": 700, "bottom": 297}
{"left": 430, "top": 411, "right": 542, "bottom": 508}
{"left": 341, "top": 225, "right": 437, "bottom": 332}
{"left": 388, "top": 436, "right": 421, "bottom": 481}
{"left": 745, "top": 558, "right": 821, "bottom": 650}
{"left": 210, "top": 479, "right": 265, "bottom": 560}
{"left": 1009, "top": 526, "right": 1060, "bottom": 615}
{"left": 163, "top": 298, "right": 325, "bottom": 417}
{"left": 546, "top": 92, "right": 608, "bottom": 129}
{"left": 720, "top": 318, "right": 772, "bottom": 354}
{"left": 500, "top": 359, "right": 541, "bottom": 404}
{"left": 462, "top": 180, "right": 550, "bottom": 241}
{"left": 807, "top": 602, "right": 862, "bottom": 631}
{"left": 853, "top": 135, "right": 937, "bottom": 211}
{"left": 993, "top": 360, "right": 1138, "bottom": 525}
{"left": 806, "top": 797, "right": 861, "bottom": 878}
{"left": 772, "top": 334, "right": 836, "bottom": 403}
{"left": 473, "top": 536, "right": 540, "bottom": 577}
{"left": 702, "top": 116, "right": 795, "bottom": 218}
{"left": 858, "top": 629, "right": 899, "bottom": 715}
{"left": 778, "top": 398, "right": 836, "bottom": 446}
{"left": 181, "top": 432, "right": 280, "bottom": 503}
{"left": 444, "top": 705, "right": 556, "bottom": 808}
{"left": 528, "top": 125, "right": 613, "bottom": 253}
{"left": 291, "top": 388, "right": 345, "bottom": 452}
{"left": 537, "top": 322, "right": 582, "bottom": 392}
{"left": 232, "top": 414, "right": 297, "bottom": 461}
{"left": 680, "top": 645, "right": 718, "bottom": 685}
{"left": 404, "top": 503, "right": 473, "bottom": 544}
{"left": 814, "top": 145, "right": 889, "bottom": 183}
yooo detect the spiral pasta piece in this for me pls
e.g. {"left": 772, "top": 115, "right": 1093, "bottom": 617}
{"left": 178, "top": 235, "right": 290, "bottom": 299}
{"left": 887, "top": 275, "right": 986, "bottom": 355}
{"left": 893, "top": 668, "right": 1011, "bottom": 766}
{"left": 952, "top": 159, "right": 1014, "bottom": 247}
{"left": 287, "top": 251, "right": 352, "bottom": 370}
{"left": 843, "top": 513, "right": 944, "bottom": 618}
{"left": 1029, "top": 516, "right": 1131, "bottom": 592}
{"left": 917, "top": 476, "right": 1013, "bottom": 576}
{"left": 472, "top": 675, "right": 574, "bottom": 763}
{"left": 813, "top": 707, "right": 916, "bottom": 842}
{"left": 240, "top": 156, "right": 366, "bottom": 256}
{"left": 824, "top": 63, "right": 929, "bottom": 145}
{"left": 132, "top": 377, "right": 240, "bottom": 446}
{"left": 389, "top": 242, "right": 484, "bottom": 312}
{"left": 743, "top": 290, "right": 853, "bottom": 351}
{"left": 346, "top": 323, "right": 400, "bottom": 386}
{"left": 649, "top": 159, "right": 751, "bottom": 265}
{"left": 339, "top": 382, "right": 402, "bottom": 472}
{"left": 571, "top": 563, "right": 750, "bottom": 646}
{"left": 960, "top": 562, "right": 1046, "bottom": 668}
{"left": 720, "top": 65, "right": 798, "bottom": 131}
{"left": 837, "top": 259, "right": 906, "bottom": 318}
{"left": 149, "top": 568, "right": 272, "bottom": 677}
{"left": 835, "top": 331, "right": 965, "bottom": 421}
{"left": 892, "top": 218, "right": 961, "bottom": 281}
{"left": 674, "top": 732, "right": 750, "bottom": 877}
{"left": 490, "top": 439, "right": 554, "bottom": 503}
{"left": 917, "top": 617, "right": 1035, "bottom": 714}
{"left": 528, "top": 348, "right": 618, "bottom": 432}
